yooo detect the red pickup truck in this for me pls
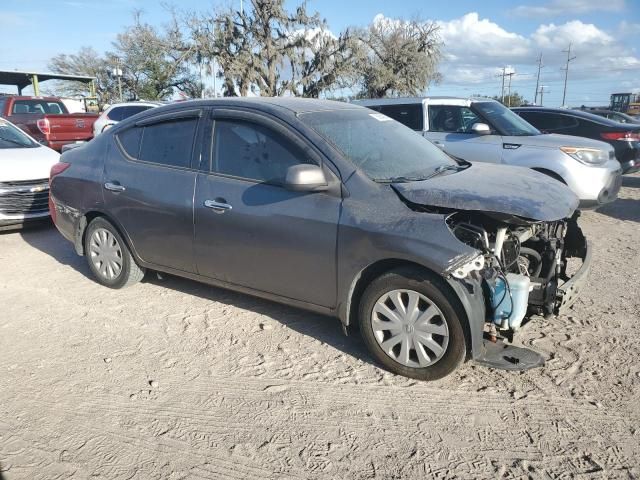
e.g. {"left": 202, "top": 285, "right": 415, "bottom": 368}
{"left": 0, "top": 96, "right": 98, "bottom": 151}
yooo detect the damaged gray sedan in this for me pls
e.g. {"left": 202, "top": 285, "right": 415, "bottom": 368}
{"left": 50, "top": 99, "right": 590, "bottom": 380}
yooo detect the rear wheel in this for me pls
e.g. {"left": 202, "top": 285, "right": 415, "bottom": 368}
{"left": 84, "top": 217, "right": 145, "bottom": 289}
{"left": 359, "top": 267, "right": 466, "bottom": 380}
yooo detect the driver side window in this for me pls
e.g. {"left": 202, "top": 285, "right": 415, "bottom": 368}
{"left": 212, "top": 120, "right": 315, "bottom": 184}
{"left": 428, "top": 106, "right": 480, "bottom": 133}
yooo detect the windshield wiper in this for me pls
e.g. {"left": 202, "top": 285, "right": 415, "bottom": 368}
{"left": 373, "top": 175, "right": 430, "bottom": 183}
{"left": 422, "top": 163, "right": 468, "bottom": 181}
{"left": 0, "top": 136, "right": 28, "bottom": 147}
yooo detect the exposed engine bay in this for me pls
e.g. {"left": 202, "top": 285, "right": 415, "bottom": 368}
{"left": 447, "top": 211, "right": 589, "bottom": 338}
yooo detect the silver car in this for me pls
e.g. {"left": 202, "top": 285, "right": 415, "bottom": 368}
{"left": 356, "top": 97, "right": 622, "bottom": 208}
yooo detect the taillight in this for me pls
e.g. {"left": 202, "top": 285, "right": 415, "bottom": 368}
{"left": 600, "top": 131, "right": 640, "bottom": 141}
{"left": 37, "top": 118, "right": 51, "bottom": 135}
{"left": 50, "top": 161, "right": 71, "bottom": 181}
{"left": 49, "top": 161, "right": 71, "bottom": 223}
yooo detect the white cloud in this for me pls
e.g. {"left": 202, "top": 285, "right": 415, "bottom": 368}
{"left": 436, "top": 13, "right": 531, "bottom": 64}
{"left": 532, "top": 20, "right": 614, "bottom": 49}
{"left": 511, "top": 0, "right": 625, "bottom": 17}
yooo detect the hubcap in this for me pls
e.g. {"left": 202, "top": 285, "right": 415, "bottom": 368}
{"left": 89, "top": 228, "right": 123, "bottom": 280}
{"left": 371, "top": 289, "right": 449, "bottom": 368}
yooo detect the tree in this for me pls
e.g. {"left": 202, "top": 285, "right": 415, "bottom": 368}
{"left": 48, "top": 47, "right": 120, "bottom": 104}
{"left": 492, "top": 92, "right": 526, "bottom": 107}
{"left": 112, "top": 12, "right": 199, "bottom": 100}
{"left": 288, "top": 26, "right": 360, "bottom": 98}
{"left": 191, "top": 0, "right": 357, "bottom": 97}
{"left": 354, "top": 17, "right": 442, "bottom": 98}
{"left": 49, "top": 12, "right": 200, "bottom": 104}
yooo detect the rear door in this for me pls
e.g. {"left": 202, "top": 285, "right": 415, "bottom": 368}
{"left": 193, "top": 109, "right": 341, "bottom": 308}
{"left": 425, "top": 104, "right": 503, "bottom": 163}
{"left": 103, "top": 109, "right": 203, "bottom": 272}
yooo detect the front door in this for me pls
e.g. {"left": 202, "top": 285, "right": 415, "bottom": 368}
{"left": 425, "top": 104, "right": 503, "bottom": 163}
{"left": 193, "top": 113, "right": 341, "bottom": 308}
{"left": 103, "top": 111, "right": 202, "bottom": 272}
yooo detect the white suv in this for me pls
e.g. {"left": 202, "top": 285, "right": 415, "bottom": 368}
{"left": 93, "top": 101, "right": 161, "bottom": 136}
{"left": 355, "top": 97, "right": 622, "bottom": 208}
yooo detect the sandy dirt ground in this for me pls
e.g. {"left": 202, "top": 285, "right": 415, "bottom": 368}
{"left": 0, "top": 174, "right": 639, "bottom": 479}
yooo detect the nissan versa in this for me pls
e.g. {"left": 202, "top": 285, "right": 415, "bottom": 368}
{"left": 50, "top": 99, "right": 591, "bottom": 380}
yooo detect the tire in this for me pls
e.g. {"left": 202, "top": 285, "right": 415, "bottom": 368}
{"left": 84, "top": 217, "right": 145, "bottom": 289}
{"left": 358, "top": 267, "right": 467, "bottom": 381}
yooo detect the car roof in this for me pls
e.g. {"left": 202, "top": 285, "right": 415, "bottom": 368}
{"left": 353, "top": 96, "right": 497, "bottom": 106}
{"left": 108, "top": 101, "right": 164, "bottom": 108}
{"left": 512, "top": 106, "right": 625, "bottom": 126}
{"left": 127, "top": 97, "right": 360, "bottom": 117}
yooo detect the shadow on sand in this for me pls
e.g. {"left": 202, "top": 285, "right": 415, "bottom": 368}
{"left": 17, "top": 222, "right": 373, "bottom": 366}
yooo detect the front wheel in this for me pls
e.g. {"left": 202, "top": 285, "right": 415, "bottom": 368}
{"left": 358, "top": 267, "right": 467, "bottom": 381}
{"left": 84, "top": 217, "right": 145, "bottom": 289}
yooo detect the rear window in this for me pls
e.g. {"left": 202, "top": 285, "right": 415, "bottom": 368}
{"left": 108, "top": 105, "right": 154, "bottom": 121}
{"left": 12, "top": 100, "right": 67, "bottom": 115}
{"left": 370, "top": 104, "right": 424, "bottom": 131}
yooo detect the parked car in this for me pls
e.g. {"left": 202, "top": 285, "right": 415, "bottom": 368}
{"left": 50, "top": 98, "right": 590, "bottom": 380}
{"left": 355, "top": 97, "right": 622, "bottom": 209}
{"left": 0, "top": 118, "right": 60, "bottom": 229}
{"left": 578, "top": 108, "right": 640, "bottom": 124}
{"left": 513, "top": 107, "right": 640, "bottom": 174}
{"left": 0, "top": 96, "right": 98, "bottom": 151}
{"left": 93, "top": 101, "right": 162, "bottom": 136}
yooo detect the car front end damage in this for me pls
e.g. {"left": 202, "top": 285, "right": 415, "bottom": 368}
{"left": 444, "top": 210, "right": 591, "bottom": 369}
{"left": 389, "top": 162, "right": 591, "bottom": 371}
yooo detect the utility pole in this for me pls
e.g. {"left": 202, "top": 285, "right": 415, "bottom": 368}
{"left": 538, "top": 85, "right": 549, "bottom": 106}
{"left": 534, "top": 53, "right": 543, "bottom": 105}
{"left": 561, "top": 43, "right": 576, "bottom": 107}
{"left": 506, "top": 70, "right": 515, "bottom": 106}
{"left": 497, "top": 66, "right": 515, "bottom": 105}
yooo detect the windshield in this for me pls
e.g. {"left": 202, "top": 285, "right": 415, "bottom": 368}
{"left": 0, "top": 120, "right": 39, "bottom": 149}
{"left": 473, "top": 101, "right": 540, "bottom": 136}
{"left": 300, "top": 109, "right": 458, "bottom": 182}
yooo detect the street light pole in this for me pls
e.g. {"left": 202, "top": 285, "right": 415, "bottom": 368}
{"left": 113, "top": 56, "right": 123, "bottom": 102}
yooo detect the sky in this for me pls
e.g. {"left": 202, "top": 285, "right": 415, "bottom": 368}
{"left": 0, "top": 0, "right": 639, "bottom": 106}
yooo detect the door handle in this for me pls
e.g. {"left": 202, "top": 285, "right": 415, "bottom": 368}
{"left": 104, "top": 182, "right": 126, "bottom": 192}
{"left": 204, "top": 199, "right": 232, "bottom": 214}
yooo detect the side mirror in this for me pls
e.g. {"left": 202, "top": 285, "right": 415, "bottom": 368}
{"left": 284, "top": 164, "right": 328, "bottom": 192}
{"left": 471, "top": 123, "right": 491, "bottom": 135}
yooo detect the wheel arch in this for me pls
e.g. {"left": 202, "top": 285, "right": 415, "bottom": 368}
{"left": 531, "top": 167, "right": 567, "bottom": 184}
{"left": 75, "top": 210, "right": 139, "bottom": 263}
{"left": 342, "top": 259, "right": 478, "bottom": 357}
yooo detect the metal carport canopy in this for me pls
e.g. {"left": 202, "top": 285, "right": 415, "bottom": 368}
{"left": 0, "top": 70, "right": 96, "bottom": 95}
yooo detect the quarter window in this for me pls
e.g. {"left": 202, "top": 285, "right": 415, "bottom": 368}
{"left": 372, "top": 104, "right": 424, "bottom": 131}
{"left": 212, "top": 120, "right": 314, "bottom": 183}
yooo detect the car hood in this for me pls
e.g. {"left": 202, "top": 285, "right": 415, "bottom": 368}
{"left": 0, "top": 146, "right": 60, "bottom": 182}
{"left": 391, "top": 162, "right": 579, "bottom": 222}
{"left": 503, "top": 133, "right": 613, "bottom": 151}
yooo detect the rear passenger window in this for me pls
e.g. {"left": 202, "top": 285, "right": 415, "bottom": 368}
{"left": 138, "top": 118, "right": 198, "bottom": 168}
{"left": 375, "top": 104, "right": 424, "bottom": 131}
{"left": 116, "top": 117, "right": 198, "bottom": 169}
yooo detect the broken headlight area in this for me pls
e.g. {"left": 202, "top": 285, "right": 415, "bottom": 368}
{"left": 447, "top": 210, "right": 590, "bottom": 338}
